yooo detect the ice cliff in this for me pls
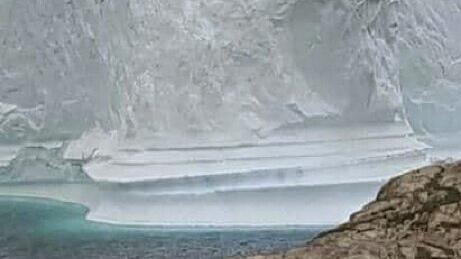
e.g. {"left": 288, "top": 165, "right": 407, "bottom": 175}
{"left": 1, "top": 0, "right": 461, "bottom": 225}
{"left": 1, "top": 0, "right": 460, "bottom": 144}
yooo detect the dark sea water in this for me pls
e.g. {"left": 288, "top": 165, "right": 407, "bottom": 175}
{"left": 0, "top": 197, "right": 329, "bottom": 259}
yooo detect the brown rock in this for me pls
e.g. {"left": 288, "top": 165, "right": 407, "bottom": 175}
{"left": 250, "top": 162, "right": 461, "bottom": 259}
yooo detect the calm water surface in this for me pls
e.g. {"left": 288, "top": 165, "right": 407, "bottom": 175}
{"left": 0, "top": 197, "right": 330, "bottom": 259}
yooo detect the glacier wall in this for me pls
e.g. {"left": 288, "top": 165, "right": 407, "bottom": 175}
{"left": 2, "top": 0, "right": 460, "bottom": 226}
{"left": 0, "top": 0, "right": 460, "bottom": 144}
{"left": 399, "top": 1, "right": 461, "bottom": 135}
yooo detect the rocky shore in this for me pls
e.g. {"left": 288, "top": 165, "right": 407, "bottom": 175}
{"left": 252, "top": 161, "right": 461, "bottom": 259}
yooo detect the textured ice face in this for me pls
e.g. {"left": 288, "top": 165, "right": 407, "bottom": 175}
{"left": 0, "top": 0, "right": 119, "bottom": 142}
{"left": 398, "top": 1, "right": 461, "bottom": 135}
{"left": 289, "top": 0, "right": 402, "bottom": 122}
{"left": 0, "top": 0, "right": 460, "bottom": 143}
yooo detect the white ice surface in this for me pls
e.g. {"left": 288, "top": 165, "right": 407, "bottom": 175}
{"left": 2, "top": 0, "right": 460, "bottom": 143}
{"left": 0, "top": 145, "right": 21, "bottom": 167}
{"left": 83, "top": 123, "right": 427, "bottom": 185}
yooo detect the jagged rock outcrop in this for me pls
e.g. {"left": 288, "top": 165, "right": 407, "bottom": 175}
{"left": 252, "top": 161, "right": 461, "bottom": 259}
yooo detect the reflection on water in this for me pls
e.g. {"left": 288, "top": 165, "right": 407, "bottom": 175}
{"left": 0, "top": 197, "right": 329, "bottom": 259}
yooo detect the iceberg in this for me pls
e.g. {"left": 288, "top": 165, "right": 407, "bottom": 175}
{"left": 0, "top": 0, "right": 460, "bottom": 225}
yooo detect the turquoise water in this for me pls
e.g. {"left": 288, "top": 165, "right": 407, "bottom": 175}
{"left": 0, "top": 197, "right": 329, "bottom": 259}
